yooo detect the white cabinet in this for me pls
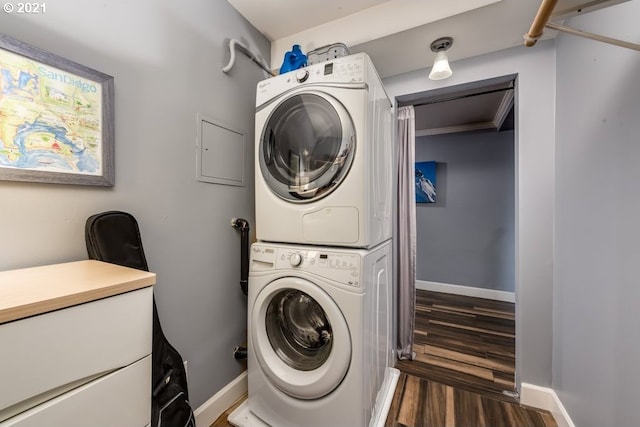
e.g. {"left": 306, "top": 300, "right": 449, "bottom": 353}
{"left": 0, "top": 260, "right": 156, "bottom": 427}
{"left": 2, "top": 356, "right": 152, "bottom": 427}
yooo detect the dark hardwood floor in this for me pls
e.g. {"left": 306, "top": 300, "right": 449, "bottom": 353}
{"left": 398, "top": 290, "right": 517, "bottom": 401}
{"left": 386, "top": 290, "right": 556, "bottom": 427}
{"left": 385, "top": 373, "right": 557, "bottom": 427}
{"left": 212, "top": 290, "right": 557, "bottom": 427}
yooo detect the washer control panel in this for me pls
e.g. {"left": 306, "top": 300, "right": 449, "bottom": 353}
{"left": 251, "top": 245, "right": 362, "bottom": 288}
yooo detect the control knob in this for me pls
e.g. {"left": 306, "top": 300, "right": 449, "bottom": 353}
{"left": 290, "top": 253, "right": 303, "bottom": 267}
{"left": 296, "top": 69, "right": 309, "bottom": 83}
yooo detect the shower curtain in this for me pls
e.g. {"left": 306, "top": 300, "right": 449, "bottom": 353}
{"left": 396, "top": 106, "right": 416, "bottom": 360}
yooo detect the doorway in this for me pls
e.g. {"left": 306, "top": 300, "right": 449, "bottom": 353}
{"left": 398, "top": 75, "right": 518, "bottom": 400}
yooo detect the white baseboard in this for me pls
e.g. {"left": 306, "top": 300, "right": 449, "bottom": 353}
{"left": 416, "top": 280, "right": 515, "bottom": 303}
{"left": 520, "top": 383, "right": 575, "bottom": 427}
{"left": 194, "top": 371, "right": 248, "bottom": 427}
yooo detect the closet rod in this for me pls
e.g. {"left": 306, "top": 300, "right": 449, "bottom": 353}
{"left": 545, "top": 22, "right": 640, "bottom": 51}
{"left": 524, "top": 0, "right": 559, "bottom": 47}
{"left": 525, "top": 0, "right": 640, "bottom": 51}
{"left": 409, "top": 87, "right": 514, "bottom": 108}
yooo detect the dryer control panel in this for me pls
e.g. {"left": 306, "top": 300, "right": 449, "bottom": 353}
{"left": 251, "top": 245, "right": 363, "bottom": 288}
{"left": 256, "top": 53, "right": 370, "bottom": 107}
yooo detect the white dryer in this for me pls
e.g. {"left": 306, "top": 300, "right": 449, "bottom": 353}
{"left": 254, "top": 53, "right": 393, "bottom": 248}
{"left": 244, "top": 240, "right": 395, "bottom": 427}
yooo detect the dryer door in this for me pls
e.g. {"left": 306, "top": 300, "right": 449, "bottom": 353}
{"left": 258, "top": 91, "right": 356, "bottom": 203}
{"left": 251, "top": 277, "right": 351, "bottom": 399}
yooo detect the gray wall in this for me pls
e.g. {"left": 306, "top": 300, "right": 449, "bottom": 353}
{"left": 385, "top": 42, "right": 556, "bottom": 389}
{"left": 0, "top": 0, "right": 269, "bottom": 408}
{"left": 415, "top": 130, "right": 515, "bottom": 292}
{"left": 554, "top": 2, "right": 640, "bottom": 426}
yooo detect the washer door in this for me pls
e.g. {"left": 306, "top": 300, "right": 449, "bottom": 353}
{"left": 251, "top": 277, "right": 351, "bottom": 399}
{"left": 259, "top": 91, "right": 356, "bottom": 203}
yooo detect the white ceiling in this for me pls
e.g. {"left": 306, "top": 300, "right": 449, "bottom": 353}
{"left": 226, "top": 0, "right": 625, "bottom": 134}
{"left": 227, "top": 0, "right": 624, "bottom": 78}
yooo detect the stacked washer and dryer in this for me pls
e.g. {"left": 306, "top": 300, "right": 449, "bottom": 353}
{"left": 229, "top": 53, "right": 398, "bottom": 427}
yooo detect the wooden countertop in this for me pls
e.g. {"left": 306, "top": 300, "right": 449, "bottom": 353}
{"left": 0, "top": 260, "right": 156, "bottom": 324}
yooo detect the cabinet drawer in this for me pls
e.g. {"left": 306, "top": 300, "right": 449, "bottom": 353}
{"left": 0, "top": 287, "right": 152, "bottom": 418}
{"left": 1, "top": 355, "right": 151, "bottom": 427}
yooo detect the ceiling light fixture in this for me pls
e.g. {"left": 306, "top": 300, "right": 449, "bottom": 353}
{"left": 428, "top": 37, "right": 453, "bottom": 81}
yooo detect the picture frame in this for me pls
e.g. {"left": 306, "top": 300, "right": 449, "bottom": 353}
{"left": 0, "top": 33, "right": 114, "bottom": 186}
{"left": 415, "top": 161, "right": 436, "bottom": 203}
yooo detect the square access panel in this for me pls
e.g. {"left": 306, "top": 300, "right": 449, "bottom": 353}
{"left": 196, "top": 114, "right": 245, "bottom": 186}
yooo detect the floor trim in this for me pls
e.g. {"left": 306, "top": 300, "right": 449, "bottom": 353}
{"left": 194, "top": 371, "right": 248, "bottom": 427}
{"left": 520, "top": 383, "right": 575, "bottom": 427}
{"left": 416, "top": 280, "right": 516, "bottom": 303}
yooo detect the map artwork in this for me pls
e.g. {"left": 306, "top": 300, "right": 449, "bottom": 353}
{"left": 0, "top": 47, "right": 103, "bottom": 175}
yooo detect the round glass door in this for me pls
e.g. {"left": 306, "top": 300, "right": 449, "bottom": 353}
{"left": 259, "top": 92, "right": 356, "bottom": 203}
{"left": 265, "top": 289, "right": 333, "bottom": 371}
{"left": 251, "top": 277, "right": 351, "bottom": 399}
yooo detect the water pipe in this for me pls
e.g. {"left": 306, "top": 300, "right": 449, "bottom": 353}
{"left": 231, "top": 217, "right": 250, "bottom": 296}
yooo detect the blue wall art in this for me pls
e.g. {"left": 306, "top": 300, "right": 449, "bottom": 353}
{"left": 415, "top": 161, "right": 436, "bottom": 203}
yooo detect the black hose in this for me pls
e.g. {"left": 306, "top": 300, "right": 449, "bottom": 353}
{"left": 232, "top": 218, "right": 250, "bottom": 296}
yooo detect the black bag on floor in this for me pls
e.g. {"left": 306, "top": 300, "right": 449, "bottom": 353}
{"left": 85, "top": 211, "right": 195, "bottom": 427}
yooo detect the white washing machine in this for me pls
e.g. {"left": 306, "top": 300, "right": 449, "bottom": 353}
{"left": 254, "top": 53, "right": 393, "bottom": 248}
{"left": 242, "top": 240, "right": 396, "bottom": 427}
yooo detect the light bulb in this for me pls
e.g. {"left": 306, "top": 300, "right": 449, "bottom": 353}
{"left": 428, "top": 51, "right": 452, "bottom": 80}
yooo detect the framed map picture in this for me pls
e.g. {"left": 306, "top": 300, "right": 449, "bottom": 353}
{"left": 0, "top": 33, "right": 114, "bottom": 186}
{"left": 415, "top": 161, "right": 436, "bottom": 203}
